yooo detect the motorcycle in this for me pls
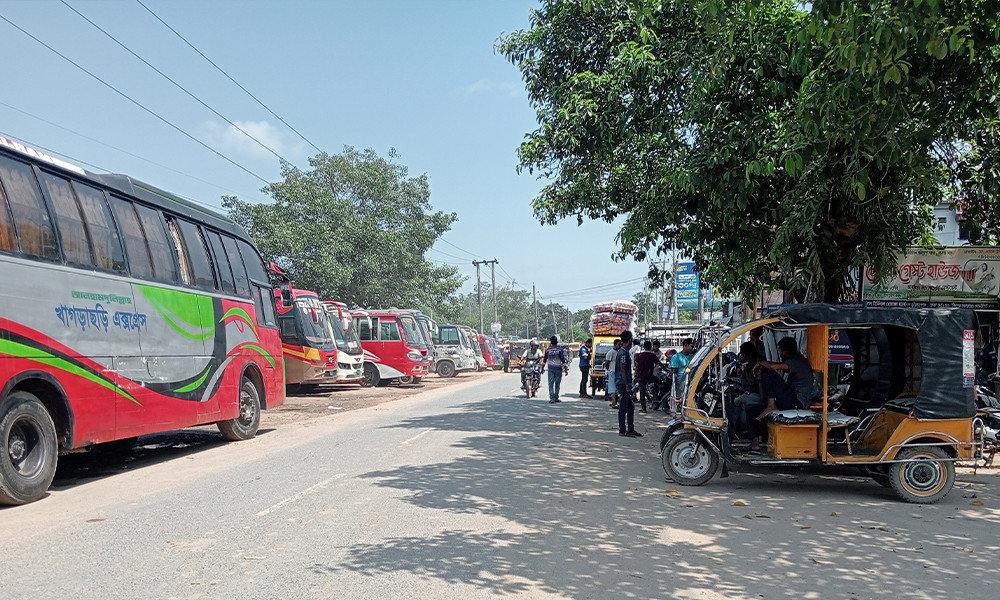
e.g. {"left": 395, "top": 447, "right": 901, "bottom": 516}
{"left": 975, "top": 372, "right": 1000, "bottom": 464}
{"left": 522, "top": 358, "right": 542, "bottom": 398}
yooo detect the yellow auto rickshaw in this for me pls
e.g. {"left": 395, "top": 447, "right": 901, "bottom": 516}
{"left": 588, "top": 335, "right": 618, "bottom": 395}
{"left": 660, "top": 304, "right": 984, "bottom": 504}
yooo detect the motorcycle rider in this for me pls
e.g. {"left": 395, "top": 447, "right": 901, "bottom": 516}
{"left": 521, "top": 340, "right": 544, "bottom": 391}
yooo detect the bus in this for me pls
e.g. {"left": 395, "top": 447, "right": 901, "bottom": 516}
{"left": 0, "top": 136, "right": 284, "bottom": 505}
{"left": 352, "top": 309, "right": 424, "bottom": 386}
{"left": 274, "top": 288, "right": 337, "bottom": 388}
{"left": 433, "top": 324, "right": 478, "bottom": 377}
{"left": 322, "top": 300, "right": 364, "bottom": 384}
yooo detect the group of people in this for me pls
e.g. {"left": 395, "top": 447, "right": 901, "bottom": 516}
{"left": 519, "top": 336, "right": 572, "bottom": 403}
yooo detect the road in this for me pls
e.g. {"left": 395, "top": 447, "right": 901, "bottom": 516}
{"left": 2, "top": 369, "right": 999, "bottom": 599}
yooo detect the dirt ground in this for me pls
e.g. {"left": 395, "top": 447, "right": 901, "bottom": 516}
{"left": 263, "top": 369, "right": 509, "bottom": 426}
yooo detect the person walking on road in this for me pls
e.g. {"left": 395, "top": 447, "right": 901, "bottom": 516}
{"left": 606, "top": 338, "right": 621, "bottom": 409}
{"left": 615, "top": 331, "right": 641, "bottom": 437}
{"left": 578, "top": 338, "right": 593, "bottom": 398}
{"left": 541, "top": 335, "right": 570, "bottom": 403}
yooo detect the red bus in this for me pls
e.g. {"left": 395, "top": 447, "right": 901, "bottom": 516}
{"left": 274, "top": 288, "right": 336, "bottom": 388}
{"left": 0, "top": 136, "right": 284, "bottom": 505}
{"left": 353, "top": 309, "right": 427, "bottom": 386}
{"left": 322, "top": 300, "right": 364, "bottom": 384}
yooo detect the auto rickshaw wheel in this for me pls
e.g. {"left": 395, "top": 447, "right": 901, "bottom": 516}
{"left": 661, "top": 431, "right": 719, "bottom": 486}
{"left": 888, "top": 446, "right": 955, "bottom": 504}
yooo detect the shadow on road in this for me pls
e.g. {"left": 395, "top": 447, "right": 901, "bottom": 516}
{"left": 328, "top": 392, "right": 1000, "bottom": 598}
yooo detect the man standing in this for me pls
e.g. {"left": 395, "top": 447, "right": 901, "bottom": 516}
{"left": 606, "top": 338, "right": 621, "bottom": 409}
{"left": 633, "top": 340, "right": 661, "bottom": 413}
{"left": 578, "top": 338, "right": 593, "bottom": 398}
{"left": 615, "top": 331, "right": 641, "bottom": 437}
{"left": 541, "top": 335, "right": 570, "bottom": 403}
{"left": 669, "top": 338, "right": 696, "bottom": 413}
{"left": 502, "top": 344, "right": 510, "bottom": 373}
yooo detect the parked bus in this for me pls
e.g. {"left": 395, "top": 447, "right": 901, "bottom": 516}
{"left": 322, "top": 301, "right": 364, "bottom": 384}
{"left": 274, "top": 288, "right": 336, "bottom": 389}
{"left": 477, "top": 333, "right": 499, "bottom": 369}
{"left": 0, "top": 136, "right": 284, "bottom": 505}
{"left": 433, "top": 324, "right": 478, "bottom": 377}
{"left": 463, "top": 326, "right": 488, "bottom": 371}
{"left": 353, "top": 309, "right": 425, "bottom": 386}
{"left": 411, "top": 310, "right": 438, "bottom": 375}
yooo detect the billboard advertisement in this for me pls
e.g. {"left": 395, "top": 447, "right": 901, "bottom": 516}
{"left": 863, "top": 246, "right": 1000, "bottom": 309}
{"left": 676, "top": 261, "right": 699, "bottom": 309}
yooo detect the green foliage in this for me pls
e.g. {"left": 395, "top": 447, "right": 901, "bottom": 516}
{"left": 224, "top": 147, "right": 464, "bottom": 309}
{"left": 499, "top": 0, "right": 1000, "bottom": 302}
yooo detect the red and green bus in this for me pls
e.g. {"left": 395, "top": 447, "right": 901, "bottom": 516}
{"left": 274, "top": 287, "right": 337, "bottom": 388}
{"left": 0, "top": 135, "right": 284, "bottom": 505}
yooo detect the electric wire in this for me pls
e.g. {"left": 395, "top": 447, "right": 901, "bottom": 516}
{"left": 0, "top": 13, "right": 271, "bottom": 185}
{"left": 61, "top": 1, "right": 295, "bottom": 167}
{"left": 136, "top": 0, "right": 323, "bottom": 155}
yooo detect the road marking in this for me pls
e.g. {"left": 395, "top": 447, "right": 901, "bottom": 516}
{"left": 255, "top": 473, "right": 346, "bottom": 516}
{"left": 401, "top": 428, "right": 434, "bottom": 445}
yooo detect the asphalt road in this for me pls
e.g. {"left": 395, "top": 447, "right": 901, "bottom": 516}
{"left": 2, "top": 369, "right": 999, "bottom": 599}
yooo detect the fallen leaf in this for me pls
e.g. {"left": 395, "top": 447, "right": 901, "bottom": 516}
{"left": 971, "top": 500, "right": 984, "bottom": 506}
{"left": 801, "top": 524, "right": 812, "bottom": 529}
{"left": 733, "top": 500, "right": 748, "bottom": 506}
{"left": 744, "top": 514, "right": 754, "bottom": 520}
{"left": 755, "top": 514, "right": 772, "bottom": 519}
{"left": 864, "top": 568, "right": 877, "bottom": 574}
{"left": 830, "top": 512, "right": 839, "bottom": 517}
{"left": 810, "top": 558, "right": 822, "bottom": 564}
{"left": 665, "top": 489, "right": 679, "bottom": 497}
{"left": 85, "top": 518, "right": 106, "bottom": 523}
{"left": 963, "top": 546, "right": 974, "bottom": 553}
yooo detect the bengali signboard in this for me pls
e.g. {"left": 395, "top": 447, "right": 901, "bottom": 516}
{"left": 676, "top": 261, "right": 699, "bottom": 309}
{"left": 862, "top": 246, "right": 1000, "bottom": 309}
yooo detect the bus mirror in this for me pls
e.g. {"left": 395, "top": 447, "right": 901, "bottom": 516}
{"left": 311, "top": 307, "right": 320, "bottom": 324}
{"left": 279, "top": 283, "right": 293, "bottom": 308}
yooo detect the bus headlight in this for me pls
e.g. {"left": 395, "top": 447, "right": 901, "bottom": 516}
{"left": 407, "top": 352, "right": 422, "bottom": 362}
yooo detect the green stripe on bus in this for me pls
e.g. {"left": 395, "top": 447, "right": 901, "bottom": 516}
{"left": 221, "top": 307, "right": 259, "bottom": 339}
{"left": 138, "top": 285, "right": 215, "bottom": 341}
{"left": 0, "top": 339, "right": 139, "bottom": 405}
{"left": 240, "top": 343, "right": 277, "bottom": 369}
{"left": 174, "top": 366, "right": 211, "bottom": 393}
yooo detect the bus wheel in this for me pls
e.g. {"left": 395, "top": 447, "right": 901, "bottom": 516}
{"left": 437, "top": 362, "right": 456, "bottom": 378}
{"left": 399, "top": 375, "right": 414, "bottom": 385}
{"left": 889, "top": 446, "right": 955, "bottom": 504}
{"left": 0, "top": 391, "right": 58, "bottom": 505}
{"left": 217, "top": 377, "right": 261, "bottom": 441}
{"left": 361, "top": 364, "right": 380, "bottom": 387}
{"left": 662, "top": 431, "right": 719, "bottom": 486}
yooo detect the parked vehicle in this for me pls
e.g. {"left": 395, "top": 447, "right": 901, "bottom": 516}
{"left": 463, "top": 326, "right": 488, "bottom": 371}
{"left": 661, "top": 304, "right": 984, "bottom": 504}
{"left": 0, "top": 137, "right": 284, "bottom": 505}
{"left": 477, "top": 334, "right": 499, "bottom": 369}
{"left": 412, "top": 311, "right": 438, "bottom": 374}
{"left": 507, "top": 339, "right": 532, "bottom": 372}
{"left": 275, "top": 288, "right": 337, "bottom": 389}
{"left": 522, "top": 358, "right": 542, "bottom": 398}
{"left": 434, "top": 324, "right": 478, "bottom": 377}
{"left": 322, "top": 301, "right": 364, "bottom": 384}
{"left": 353, "top": 310, "right": 425, "bottom": 386}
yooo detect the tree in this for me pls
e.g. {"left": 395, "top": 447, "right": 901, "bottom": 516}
{"left": 224, "top": 147, "right": 464, "bottom": 310}
{"left": 499, "top": 1, "right": 1000, "bottom": 302}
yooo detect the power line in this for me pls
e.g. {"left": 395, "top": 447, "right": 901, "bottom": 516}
{"left": 0, "top": 12, "right": 271, "bottom": 185}
{"left": 438, "top": 236, "right": 485, "bottom": 260}
{"left": 541, "top": 277, "right": 646, "bottom": 299}
{"left": 136, "top": 0, "right": 323, "bottom": 155}
{"left": 428, "top": 246, "right": 473, "bottom": 263}
{"left": 62, "top": 1, "right": 296, "bottom": 167}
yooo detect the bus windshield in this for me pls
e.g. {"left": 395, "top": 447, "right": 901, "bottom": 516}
{"left": 295, "top": 296, "right": 334, "bottom": 350}
{"left": 327, "top": 309, "right": 362, "bottom": 355}
{"left": 398, "top": 315, "right": 426, "bottom": 349}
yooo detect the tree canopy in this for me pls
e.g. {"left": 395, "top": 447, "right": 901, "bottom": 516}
{"left": 224, "top": 147, "right": 464, "bottom": 309}
{"left": 499, "top": 0, "right": 1000, "bottom": 302}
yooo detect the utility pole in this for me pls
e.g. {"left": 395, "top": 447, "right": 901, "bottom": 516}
{"left": 550, "top": 302, "right": 558, "bottom": 342}
{"left": 533, "top": 283, "right": 539, "bottom": 338}
{"left": 473, "top": 259, "right": 498, "bottom": 335}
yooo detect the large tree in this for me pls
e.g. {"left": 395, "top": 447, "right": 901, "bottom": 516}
{"left": 224, "top": 147, "right": 464, "bottom": 309}
{"left": 499, "top": 0, "right": 1000, "bottom": 302}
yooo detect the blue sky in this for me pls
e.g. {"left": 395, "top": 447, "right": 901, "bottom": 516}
{"left": 0, "top": 0, "right": 650, "bottom": 313}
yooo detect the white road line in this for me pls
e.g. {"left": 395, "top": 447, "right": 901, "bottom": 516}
{"left": 401, "top": 428, "right": 434, "bottom": 445}
{"left": 255, "top": 473, "right": 346, "bottom": 516}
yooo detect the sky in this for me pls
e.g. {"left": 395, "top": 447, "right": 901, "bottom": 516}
{"left": 0, "top": 0, "right": 651, "bottom": 314}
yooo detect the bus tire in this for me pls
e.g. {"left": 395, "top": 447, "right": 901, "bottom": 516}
{"left": 361, "top": 364, "right": 380, "bottom": 387}
{"left": 399, "top": 375, "right": 414, "bottom": 385}
{"left": 0, "top": 391, "right": 58, "bottom": 505}
{"left": 436, "top": 361, "right": 456, "bottom": 378}
{"left": 888, "top": 446, "right": 955, "bottom": 504}
{"left": 217, "top": 376, "right": 261, "bottom": 441}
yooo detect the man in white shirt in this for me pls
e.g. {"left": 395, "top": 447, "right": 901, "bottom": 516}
{"left": 605, "top": 338, "right": 621, "bottom": 409}
{"left": 521, "top": 340, "right": 543, "bottom": 390}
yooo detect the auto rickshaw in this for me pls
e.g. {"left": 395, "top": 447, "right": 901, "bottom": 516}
{"left": 588, "top": 335, "right": 618, "bottom": 395}
{"left": 660, "top": 304, "right": 985, "bottom": 504}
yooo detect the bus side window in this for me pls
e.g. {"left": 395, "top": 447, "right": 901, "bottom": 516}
{"left": 381, "top": 320, "right": 401, "bottom": 341}
{"left": 177, "top": 219, "right": 217, "bottom": 290}
{"left": 71, "top": 182, "right": 126, "bottom": 272}
{"left": 278, "top": 313, "right": 298, "bottom": 343}
{"left": 0, "top": 171, "right": 20, "bottom": 251}
{"left": 359, "top": 318, "right": 373, "bottom": 341}
{"left": 220, "top": 235, "right": 250, "bottom": 297}
{"left": 0, "top": 155, "right": 59, "bottom": 260}
{"left": 236, "top": 239, "right": 268, "bottom": 284}
{"left": 133, "top": 204, "right": 180, "bottom": 283}
{"left": 164, "top": 215, "right": 194, "bottom": 286}
{"left": 207, "top": 231, "right": 236, "bottom": 295}
{"left": 253, "top": 284, "right": 277, "bottom": 327}
{"left": 108, "top": 196, "right": 154, "bottom": 278}
{"left": 39, "top": 172, "right": 92, "bottom": 266}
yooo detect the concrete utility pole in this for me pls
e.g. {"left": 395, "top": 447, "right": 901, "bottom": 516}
{"left": 472, "top": 259, "right": 498, "bottom": 334}
{"left": 533, "top": 283, "right": 539, "bottom": 338}
{"left": 550, "top": 303, "right": 558, "bottom": 341}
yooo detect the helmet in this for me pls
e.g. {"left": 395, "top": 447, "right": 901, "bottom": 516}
{"left": 530, "top": 340, "right": 539, "bottom": 348}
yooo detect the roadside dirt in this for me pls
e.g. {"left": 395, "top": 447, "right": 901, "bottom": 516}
{"left": 263, "top": 369, "right": 509, "bottom": 426}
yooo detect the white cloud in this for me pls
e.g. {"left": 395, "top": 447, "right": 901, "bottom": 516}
{"left": 201, "top": 120, "right": 305, "bottom": 161}
{"left": 464, "top": 78, "right": 523, "bottom": 97}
